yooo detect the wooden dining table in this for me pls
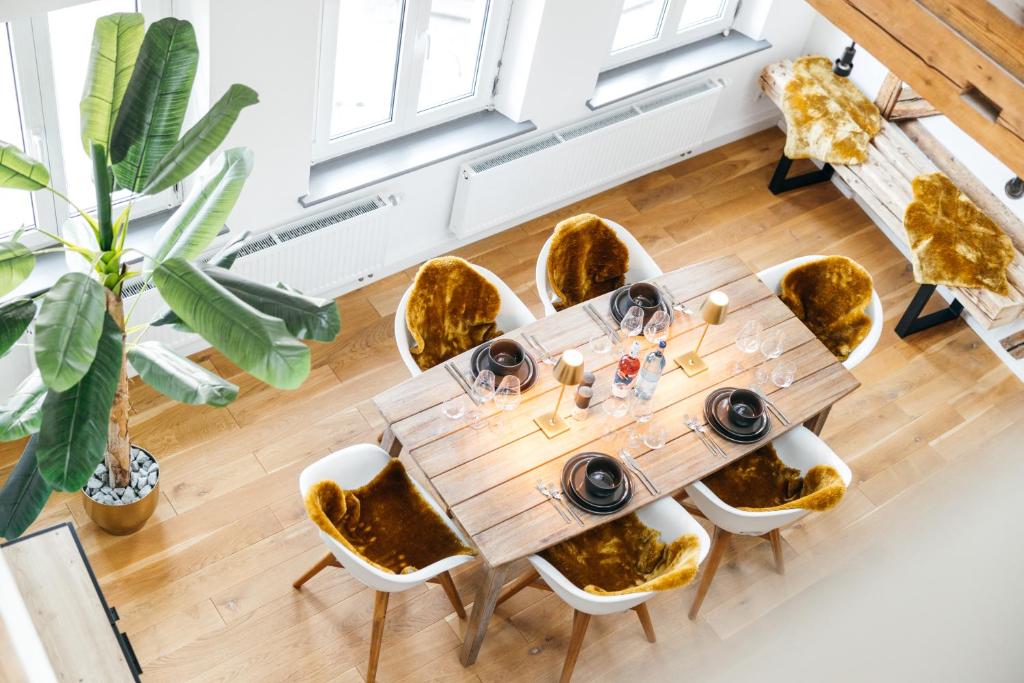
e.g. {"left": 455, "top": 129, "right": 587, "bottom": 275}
{"left": 372, "top": 254, "right": 860, "bottom": 666}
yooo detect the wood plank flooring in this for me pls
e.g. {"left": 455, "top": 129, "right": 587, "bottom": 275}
{"left": 3, "top": 127, "right": 1023, "bottom": 682}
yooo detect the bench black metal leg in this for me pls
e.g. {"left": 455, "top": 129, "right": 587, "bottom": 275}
{"left": 895, "top": 283, "right": 964, "bottom": 338}
{"left": 768, "top": 153, "right": 835, "bottom": 195}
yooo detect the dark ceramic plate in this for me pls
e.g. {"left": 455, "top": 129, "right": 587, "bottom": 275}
{"left": 561, "top": 452, "right": 632, "bottom": 515}
{"left": 703, "top": 388, "right": 772, "bottom": 443}
{"left": 609, "top": 286, "right": 672, "bottom": 325}
{"left": 470, "top": 340, "right": 537, "bottom": 391}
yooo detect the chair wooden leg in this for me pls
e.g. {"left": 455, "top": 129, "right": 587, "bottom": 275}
{"left": 437, "top": 571, "right": 467, "bottom": 619}
{"left": 768, "top": 529, "right": 785, "bottom": 575}
{"left": 633, "top": 603, "right": 656, "bottom": 643}
{"left": 560, "top": 610, "right": 591, "bottom": 683}
{"left": 689, "top": 527, "right": 731, "bottom": 620}
{"left": 496, "top": 568, "right": 540, "bottom": 607}
{"left": 367, "top": 591, "right": 389, "bottom": 683}
{"left": 292, "top": 552, "right": 338, "bottom": 590}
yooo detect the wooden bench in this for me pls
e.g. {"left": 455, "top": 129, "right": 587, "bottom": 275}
{"left": 759, "top": 59, "right": 1024, "bottom": 333}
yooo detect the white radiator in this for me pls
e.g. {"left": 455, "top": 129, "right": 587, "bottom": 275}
{"left": 450, "top": 79, "right": 725, "bottom": 237}
{"left": 120, "top": 193, "right": 393, "bottom": 351}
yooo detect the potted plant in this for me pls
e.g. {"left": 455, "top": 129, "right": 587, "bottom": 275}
{"left": 0, "top": 13, "right": 340, "bottom": 537}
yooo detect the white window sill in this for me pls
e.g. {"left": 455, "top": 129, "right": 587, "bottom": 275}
{"left": 588, "top": 31, "right": 772, "bottom": 110}
{"left": 301, "top": 110, "right": 537, "bottom": 208}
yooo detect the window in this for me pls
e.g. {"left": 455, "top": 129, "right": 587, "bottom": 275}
{"left": 607, "top": 0, "right": 739, "bottom": 70}
{"left": 1, "top": 0, "right": 179, "bottom": 243}
{"left": 314, "top": 0, "right": 509, "bottom": 161}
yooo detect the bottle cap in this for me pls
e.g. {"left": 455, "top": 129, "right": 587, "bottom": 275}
{"left": 658, "top": 340, "right": 667, "bottom": 349}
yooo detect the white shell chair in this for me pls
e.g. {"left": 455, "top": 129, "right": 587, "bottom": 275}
{"left": 534, "top": 218, "right": 663, "bottom": 317}
{"left": 394, "top": 263, "right": 536, "bottom": 376}
{"left": 757, "top": 254, "right": 883, "bottom": 370}
{"left": 293, "top": 444, "right": 475, "bottom": 682}
{"left": 497, "top": 498, "right": 710, "bottom": 683}
{"left": 683, "top": 426, "right": 852, "bottom": 619}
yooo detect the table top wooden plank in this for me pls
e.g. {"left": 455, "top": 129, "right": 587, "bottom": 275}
{"left": 371, "top": 256, "right": 861, "bottom": 567}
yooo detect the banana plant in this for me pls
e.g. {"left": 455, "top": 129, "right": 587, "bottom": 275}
{"left": 0, "top": 14, "right": 340, "bottom": 539}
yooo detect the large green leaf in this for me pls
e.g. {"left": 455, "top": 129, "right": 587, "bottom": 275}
{"left": 205, "top": 267, "right": 340, "bottom": 342}
{"left": 0, "top": 436, "right": 52, "bottom": 540}
{"left": 146, "top": 148, "right": 253, "bottom": 271}
{"left": 143, "top": 84, "right": 258, "bottom": 194}
{"left": 110, "top": 17, "right": 197, "bottom": 192}
{"left": 0, "top": 299, "right": 35, "bottom": 357}
{"left": 129, "top": 341, "right": 238, "bottom": 406}
{"left": 36, "top": 313, "right": 122, "bottom": 491}
{"left": 0, "top": 141, "right": 49, "bottom": 190}
{"left": 34, "top": 272, "right": 107, "bottom": 391}
{"left": 0, "top": 371, "right": 46, "bottom": 441}
{"left": 0, "top": 240, "right": 35, "bottom": 297}
{"left": 153, "top": 258, "right": 309, "bottom": 389}
{"left": 80, "top": 12, "right": 144, "bottom": 155}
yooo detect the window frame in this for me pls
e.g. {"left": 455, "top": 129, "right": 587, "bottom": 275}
{"left": 312, "top": 0, "right": 510, "bottom": 164}
{"left": 1, "top": 0, "right": 180, "bottom": 247}
{"left": 604, "top": 0, "right": 740, "bottom": 71}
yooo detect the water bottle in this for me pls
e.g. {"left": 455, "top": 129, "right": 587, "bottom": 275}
{"left": 633, "top": 340, "right": 667, "bottom": 401}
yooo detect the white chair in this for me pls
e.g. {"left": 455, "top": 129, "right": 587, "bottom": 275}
{"left": 757, "top": 254, "right": 883, "bottom": 370}
{"left": 293, "top": 444, "right": 475, "bottom": 682}
{"left": 683, "top": 426, "right": 852, "bottom": 619}
{"left": 497, "top": 498, "right": 710, "bottom": 682}
{"left": 394, "top": 263, "right": 536, "bottom": 376}
{"left": 534, "top": 218, "right": 663, "bottom": 317}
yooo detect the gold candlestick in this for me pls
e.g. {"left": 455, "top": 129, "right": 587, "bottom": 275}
{"left": 535, "top": 349, "right": 584, "bottom": 438}
{"left": 676, "top": 290, "right": 729, "bottom": 376}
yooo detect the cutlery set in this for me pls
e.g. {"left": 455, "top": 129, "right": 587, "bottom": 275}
{"left": 583, "top": 303, "right": 620, "bottom": 344}
{"left": 522, "top": 334, "right": 556, "bottom": 365}
{"left": 684, "top": 414, "right": 727, "bottom": 458}
{"left": 444, "top": 361, "right": 484, "bottom": 405}
{"left": 537, "top": 480, "right": 583, "bottom": 525}
{"left": 619, "top": 452, "right": 659, "bottom": 495}
{"left": 655, "top": 282, "right": 695, "bottom": 317}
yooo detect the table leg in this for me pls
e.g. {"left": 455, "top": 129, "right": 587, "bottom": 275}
{"left": 459, "top": 561, "right": 511, "bottom": 666}
{"left": 380, "top": 426, "right": 403, "bottom": 457}
{"left": 803, "top": 405, "right": 832, "bottom": 436}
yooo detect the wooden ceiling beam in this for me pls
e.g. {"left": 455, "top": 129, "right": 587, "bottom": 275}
{"left": 806, "top": 0, "right": 1024, "bottom": 178}
{"left": 917, "top": 0, "right": 1024, "bottom": 85}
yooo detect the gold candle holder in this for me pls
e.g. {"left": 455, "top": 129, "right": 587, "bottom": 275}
{"left": 676, "top": 290, "right": 729, "bottom": 376}
{"left": 535, "top": 349, "right": 584, "bottom": 438}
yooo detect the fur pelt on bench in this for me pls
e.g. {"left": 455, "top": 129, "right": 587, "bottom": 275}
{"left": 547, "top": 213, "right": 629, "bottom": 310}
{"left": 540, "top": 513, "right": 701, "bottom": 596}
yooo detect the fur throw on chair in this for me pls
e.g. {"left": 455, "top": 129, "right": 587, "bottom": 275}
{"left": 779, "top": 255, "right": 873, "bottom": 362}
{"left": 703, "top": 444, "right": 846, "bottom": 512}
{"left": 406, "top": 256, "right": 503, "bottom": 371}
{"left": 305, "top": 459, "right": 475, "bottom": 575}
{"left": 547, "top": 213, "right": 630, "bottom": 310}
{"left": 540, "top": 513, "right": 701, "bottom": 596}
{"left": 782, "top": 55, "right": 881, "bottom": 165}
{"left": 904, "top": 172, "right": 1014, "bottom": 296}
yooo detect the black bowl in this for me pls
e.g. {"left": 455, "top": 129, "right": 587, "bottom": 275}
{"left": 487, "top": 339, "right": 526, "bottom": 376}
{"left": 584, "top": 455, "right": 623, "bottom": 498}
{"left": 627, "top": 283, "right": 662, "bottom": 316}
{"left": 728, "top": 389, "right": 764, "bottom": 428}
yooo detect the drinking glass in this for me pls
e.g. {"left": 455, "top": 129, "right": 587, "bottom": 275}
{"left": 620, "top": 305, "right": 645, "bottom": 338}
{"left": 589, "top": 331, "right": 612, "bottom": 355}
{"left": 439, "top": 394, "right": 466, "bottom": 434}
{"left": 771, "top": 360, "right": 797, "bottom": 388}
{"left": 602, "top": 394, "right": 629, "bottom": 436}
{"left": 467, "top": 369, "right": 496, "bottom": 430}
{"left": 643, "top": 310, "right": 671, "bottom": 345}
{"left": 760, "top": 328, "right": 784, "bottom": 360}
{"left": 733, "top": 319, "right": 763, "bottom": 373}
{"left": 643, "top": 422, "right": 668, "bottom": 450}
{"left": 630, "top": 395, "right": 653, "bottom": 423}
{"left": 493, "top": 375, "right": 521, "bottom": 430}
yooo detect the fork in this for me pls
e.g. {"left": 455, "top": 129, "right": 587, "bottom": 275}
{"left": 619, "top": 452, "right": 659, "bottom": 495}
{"left": 536, "top": 480, "right": 571, "bottom": 523}
{"left": 657, "top": 283, "right": 695, "bottom": 316}
{"left": 549, "top": 485, "right": 584, "bottom": 526}
{"left": 526, "top": 334, "right": 556, "bottom": 365}
{"left": 684, "top": 414, "right": 727, "bottom": 458}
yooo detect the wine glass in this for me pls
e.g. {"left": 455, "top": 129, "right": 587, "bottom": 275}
{"left": 602, "top": 394, "right": 629, "bottom": 436}
{"left": 643, "top": 310, "right": 670, "bottom": 345}
{"left": 771, "top": 360, "right": 796, "bottom": 388}
{"left": 589, "top": 331, "right": 612, "bottom": 355}
{"left": 620, "top": 305, "right": 645, "bottom": 338}
{"left": 467, "top": 370, "right": 496, "bottom": 430}
{"left": 630, "top": 395, "right": 653, "bottom": 423}
{"left": 493, "top": 375, "right": 521, "bottom": 430}
{"left": 760, "top": 328, "right": 784, "bottom": 361}
{"left": 733, "top": 319, "right": 763, "bottom": 373}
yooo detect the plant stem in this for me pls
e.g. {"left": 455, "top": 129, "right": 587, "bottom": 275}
{"left": 91, "top": 143, "right": 114, "bottom": 250}
{"left": 104, "top": 286, "right": 132, "bottom": 489}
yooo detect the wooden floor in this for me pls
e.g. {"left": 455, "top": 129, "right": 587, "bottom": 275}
{"left": 3, "top": 127, "right": 1023, "bottom": 682}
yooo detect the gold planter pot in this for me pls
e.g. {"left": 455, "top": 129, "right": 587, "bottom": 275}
{"left": 81, "top": 448, "right": 160, "bottom": 536}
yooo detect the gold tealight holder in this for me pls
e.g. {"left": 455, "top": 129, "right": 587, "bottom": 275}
{"left": 535, "top": 349, "right": 584, "bottom": 438}
{"left": 675, "top": 290, "right": 729, "bottom": 376}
